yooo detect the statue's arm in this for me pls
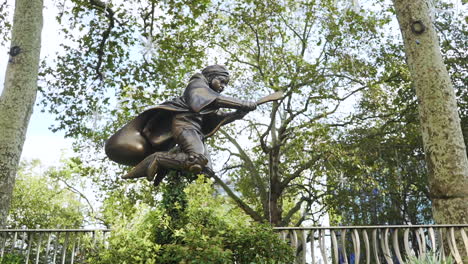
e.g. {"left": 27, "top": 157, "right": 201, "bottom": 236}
{"left": 203, "top": 108, "right": 251, "bottom": 137}
{"left": 215, "top": 95, "right": 257, "bottom": 111}
{"left": 215, "top": 109, "right": 249, "bottom": 126}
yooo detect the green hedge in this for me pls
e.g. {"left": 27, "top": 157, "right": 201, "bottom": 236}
{"left": 89, "top": 174, "right": 294, "bottom": 264}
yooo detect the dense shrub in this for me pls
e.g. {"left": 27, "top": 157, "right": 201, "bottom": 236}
{"left": 89, "top": 174, "right": 294, "bottom": 263}
{"left": 0, "top": 253, "right": 24, "bottom": 264}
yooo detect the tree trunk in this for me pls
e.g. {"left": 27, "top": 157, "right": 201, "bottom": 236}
{"left": 0, "top": 0, "right": 43, "bottom": 227}
{"left": 392, "top": 0, "right": 468, "bottom": 225}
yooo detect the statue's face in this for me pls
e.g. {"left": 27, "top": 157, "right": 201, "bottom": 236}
{"left": 210, "top": 75, "right": 229, "bottom": 93}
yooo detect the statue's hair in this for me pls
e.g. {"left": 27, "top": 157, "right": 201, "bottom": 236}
{"left": 202, "top": 65, "right": 229, "bottom": 81}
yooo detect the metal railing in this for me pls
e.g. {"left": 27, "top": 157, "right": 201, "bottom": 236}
{"left": 274, "top": 224, "right": 468, "bottom": 264}
{"left": 2, "top": 226, "right": 467, "bottom": 263}
{"left": 0, "top": 229, "right": 110, "bottom": 264}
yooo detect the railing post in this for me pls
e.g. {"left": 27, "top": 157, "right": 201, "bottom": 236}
{"left": 372, "top": 229, "right": 381, "bottom": 264}
{"left": 448, "top": 227, "right": 462, "bottom": 263}
{"left": 92, "top": 231, "right": 97, "bottom": 249}
{"left": 25, "top": 233, "right": 33, "bottom": 264}
{"left": 44, "top": 232, "right": 52, "bottom": 263}
{"left": 20, "top": 231, "right": 26, "bottom": 257}
{"left": 418, "top": 227, "right": 426, "bottom": 257}
{"left": 439, "top": 228, "right": 446, "bottom": 259}
{"left": 318, "top": 229, "right": 328, "bottom": 264}
{"left": 461, "top": 228, "right": 468, "bottom": 257}
{"left": 52, "top": 232, "right": 60, "bottom": 263}
{"left": 11, "top": 231, "right": 17, "bottom": 253}
{"left": 35, "top": 232, "right": 43, "bottom": 264}
{"left": 0, "top": 231, "right": 6, "bottom": 258}
{"left": 310, "top": 230, "right": 315, "bottom": 264}
{"left": 61, "top": 232, "right": 70, "bottom": 264}
{"left": 291, "top": 230, "right": 298, "bottom": 252}
{"left": 404, "top": 228, "right": 413, "bottom": 258}
{"left": 70, "top": 233, "right": 78, "bottom": 264}
{"left": 301, "top": 230, "right": 307, "bottom": 264}
{"left": 341, "top": 229, "right": 348, "bottom": 264}
{"left": 362, "top": 229, "right": 370, "bottom": 264}
{"left": 392, "top": 228, "right": 403, "bottom": 264}
{"left": 352, "top": 229, "right": 360, "bottom": 264}
{"left": 428, "top": 227, "right": 436, "bottom": 251}
{"left": 330, "top": 230, "right": 338, "bottom": 264}
{"left": 380, "top": 228, "right": 393, "bottom": 264}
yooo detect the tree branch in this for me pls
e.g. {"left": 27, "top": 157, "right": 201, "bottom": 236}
{"left": 280, "top": 154, "right": 322, "bottom": 192}
{"left": 87, "top": 0, "right": 117, "bottom": 80}
{"left": 219, "top": 129, "right": 269, "bottom": 216}
{"left": 280, "top": 197, "right": 305, "bottom": 226}
{"left": 54, "top": 177, "right": 106, "bottom": 225}
{"left": 205, "top": 170, "right": 264, "bottom": 223}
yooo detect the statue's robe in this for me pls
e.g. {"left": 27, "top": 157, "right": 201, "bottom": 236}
{"left": 105, "top": 73, "right": 229, "bottom": 166}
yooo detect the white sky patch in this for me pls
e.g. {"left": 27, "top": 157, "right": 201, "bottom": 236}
{"left": 21, "top": 109, "right": 73, "bottom": 166}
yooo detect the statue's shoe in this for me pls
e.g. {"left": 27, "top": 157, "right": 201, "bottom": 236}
{"left": 188, "top": 164, "right": 203, "bottom": 173}
{"left": 187, "top": 153, "right": 207, "bottom": 173}
{"left": 122, "top": 154, "right": 155, "bottom": 180}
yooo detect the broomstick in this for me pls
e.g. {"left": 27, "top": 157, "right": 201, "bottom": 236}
{"left": 205, "top": 91, "right": 284, "bottom": 137}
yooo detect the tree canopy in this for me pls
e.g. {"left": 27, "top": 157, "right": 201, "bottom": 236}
{"left": 1, "top": 0, "right": 466, "bottom": 233}
{"left": 7, "top": 160, "right": 86, "bottom": 229}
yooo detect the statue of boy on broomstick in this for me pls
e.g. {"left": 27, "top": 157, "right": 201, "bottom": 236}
{"left": 105, "top": 65, "right": 282, "bottom": 186}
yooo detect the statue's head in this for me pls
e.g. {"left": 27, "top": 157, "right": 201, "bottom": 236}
{"left": 202, "top": 65, "right": 230, "bottom": 93}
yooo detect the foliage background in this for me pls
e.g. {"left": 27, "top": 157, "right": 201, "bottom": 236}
{"left": 89, "top": 174, "right": 294, "bottom": 263}
{"left": 0, "top": 0, "right": 466, "bottom": 257}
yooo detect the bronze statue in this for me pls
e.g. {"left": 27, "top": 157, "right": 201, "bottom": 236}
{"left": 105, "top": 65, "right": 282, "bottom": 186}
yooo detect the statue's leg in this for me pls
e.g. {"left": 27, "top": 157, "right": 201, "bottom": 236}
{"left": 122, "top": 129, "right": 208, "bottom": 185}
{"left": 173, "top": 129, "right": 208, "bottom": 173}
{"left": 122, "top": 151, "right": 188, "bottom": 180}
{"left": 122, "top": 150, "right": 205, "bottom": 183}
{"left": 121, "top": 153, "right": 157, "bottom": 179}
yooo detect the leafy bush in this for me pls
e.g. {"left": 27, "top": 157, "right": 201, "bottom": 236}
{"left": 8, "top": 160, "right": 85, "bottom": 229}
{"left": 0, "top": 253, "right": 24, "bottom": 264}
{"left": 90, "top": 174, "right": 294, "bottom": 263}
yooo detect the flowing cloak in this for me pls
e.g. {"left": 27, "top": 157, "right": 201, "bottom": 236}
{"left": 105, "top": 73, "right": 230, "bottom": 165}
